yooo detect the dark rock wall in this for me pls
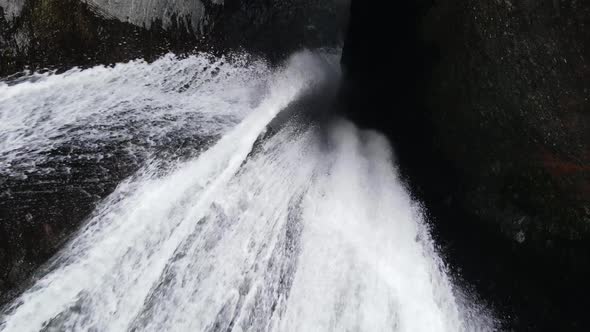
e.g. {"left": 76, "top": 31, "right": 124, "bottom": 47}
{"left": 425, "top": 2, "right": 590, "bottom": 328}
{"left": 0, "top": 0, "right": 348, "bottom": 76}
{"left": 341, "top": 0, "right": 589, "bottom": 330}
{"left": 207, "top": 0, "right": 348, "bottom": 61}
{"left": 0, "top": 0, "right": 200, "bottom": 76}
{"left": 424, "top": 0, "right": 589, "bottom": 248}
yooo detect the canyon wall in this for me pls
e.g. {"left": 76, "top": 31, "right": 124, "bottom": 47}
{"left": 425, "top": 0, "right": 589, "bottom": 250}
{"left": 341, "top": 0, "right": 589, "bottom": 329}
{"left": 0, "top": 0, "right": 348, "bottom": 75}
{"left": 424, "top": 1, "right": 589, "bottom": 328}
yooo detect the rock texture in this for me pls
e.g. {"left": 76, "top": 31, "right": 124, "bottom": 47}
{"left": 424, "top": 2, "right": 589, "bottom": 328}
{"left": 424, "top": 0, "right": 589, "bottom": 248}
{"left": 0, "top": 0, "right": 24, "bottom": 20}
{"left": 0, "top": 0, "right": 200, "bottom": 76}
{"left": 341, "top": 0, "right": 589, "bottom": 330}
{"left": 85, "top": 0, "right": 209, "bottom": 32}
{"left": 0, "top": 0, "right": 348, "bottom": 75}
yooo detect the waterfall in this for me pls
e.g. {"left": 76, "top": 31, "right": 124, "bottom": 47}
{"left": 0, "top": 50, "right": 494, "bottom": 331}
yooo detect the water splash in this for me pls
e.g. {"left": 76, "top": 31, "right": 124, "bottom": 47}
{"left": 0, "top": 53, "right": 271, "bottom": 177}
{"left": 0, "top": 50, "right": 495, "bottom": 331}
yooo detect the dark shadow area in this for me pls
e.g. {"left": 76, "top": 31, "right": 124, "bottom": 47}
{"left": 339, "top": 0, "right": 590, "bottom": 330}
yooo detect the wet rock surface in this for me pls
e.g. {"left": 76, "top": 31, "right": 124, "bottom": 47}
{"left": 0, "top": 0, "right": 199, "bottom": 76}
{"left": 0, "top": 129, "right": 220, "bottom": 302}
{"left": 0, "top": 145, "right": 137, "bottom": 300}
{"left": 341, "top": 0, "right": 589, "bottom": 330}
{"left": 0, "top": 0, "right": 347, "bottom": 76}
{"left": 423, "top": 3, "right": 590, "bottom": 329}
{"left": 424, "top": 0, "right": 589, "bottom": 247}
{"left": 84, "top": 0, "right": 208, "bottom": 32}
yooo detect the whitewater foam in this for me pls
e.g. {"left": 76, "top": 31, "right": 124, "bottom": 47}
{"left": 0, "top": 53, "right": 272, "bottom": 177}
{"left": 0, "top": 50, "right": 495, "bottom": 331}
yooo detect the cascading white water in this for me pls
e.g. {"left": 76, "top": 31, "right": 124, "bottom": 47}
{"left": 0, "top": 50, "right": 495, "bottom": 331}
{"left": 0, "top": 52, "right": 276, "bottom": 177}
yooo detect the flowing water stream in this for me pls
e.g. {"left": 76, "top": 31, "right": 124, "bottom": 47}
{"left": 0, "top": 50, "right": 495, "bottom": 331}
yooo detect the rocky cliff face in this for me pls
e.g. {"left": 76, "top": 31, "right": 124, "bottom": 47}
{"left": 425, "top": 0, "right": 589, "bottom": 248}
{"left": 0, "top": 0, "right": 348, "bottom": 76}
{"left": 424, "top": 1, "right": 590, "bottom": 329}
{"left": 0, "top": 0, "right": 201, "bottom": 76}
{"left": 84, "top": 0, "right": 209, "bottom": 32}
{"left": 341, "top": 0, "right": 589, "bottom": 329}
